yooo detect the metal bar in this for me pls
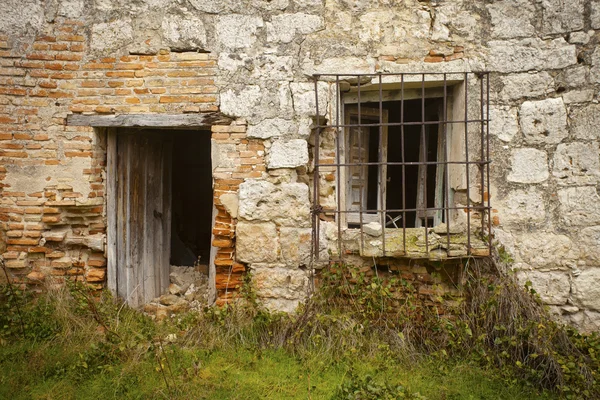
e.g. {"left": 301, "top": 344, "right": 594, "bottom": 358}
{"left": 314, "top": 160, "right": 491, "bottom": 168}
{"left": 443, "top": 73, "right": 450, "bottom": 253}
{"left": 313, "top": 72, "right": 486, "bottom": 77}
{"left": 401, "top": 74, "right": 406, "bottom": 253}
{"left": 315, "top": 119, "right": 491, "bottom": 129}
{"left": 421, "top": 74, "right": 429, "bottom": 254}
{"left": 479, "top": 74, "right": 486, "bottom": 238}
{"left": 464, "top": 72, "right": 471, "bottom": 253}
{"left": 378, "top": 73, "right": 386, "bottom": 257}
{"left": 357, "top": 76, "right": 365, "bottom": 252}
{"left": 486, "top": 73, "right": 492, "bottom": 251}
{"left": 313, "top": 77, "right": 321, "bottom": 261}
{"left": 328, "top": 205, "right": 492, "bottom": 214}
{"left": 336, "top": 75, "right": 342, "bottom": 258}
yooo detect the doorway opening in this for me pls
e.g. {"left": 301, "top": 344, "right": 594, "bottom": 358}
{"left": 170, "top": 130, "right": 213, "bottom": 268}
{"left": 109, "top": 128, "right": 214, "bottom": 307}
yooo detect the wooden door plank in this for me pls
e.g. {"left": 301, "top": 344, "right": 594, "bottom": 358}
{"left": 116, "top": 134, "right": 128, "bottom": 301}
{"left": 161, "top": 139, "right": 173, "bottom": 296}
{"left": 106, "top": 129, "right": 118, "bottom": 294}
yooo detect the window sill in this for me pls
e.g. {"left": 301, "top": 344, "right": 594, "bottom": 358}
{"left": 340, "top": 227, "right": 490, "bottom": 260}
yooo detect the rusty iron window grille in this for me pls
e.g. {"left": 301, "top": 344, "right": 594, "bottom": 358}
{"left": 311, "top": 72, "right": 492, "bottom": 261}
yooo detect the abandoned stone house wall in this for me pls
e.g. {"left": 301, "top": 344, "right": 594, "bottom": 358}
{"left": 0, "top": 0, "right": 599, "bottom": 330}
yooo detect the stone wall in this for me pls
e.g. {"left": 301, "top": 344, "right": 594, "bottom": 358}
{"left": 0, "top": 0, "right": 599, "bottom": 330}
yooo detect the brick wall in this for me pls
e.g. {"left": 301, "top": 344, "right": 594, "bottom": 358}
{"left": 211, "top": 122, "right": 265, "bottom": 304}
{"left": 0, "top": 21, "right": 252, "bottom": 302}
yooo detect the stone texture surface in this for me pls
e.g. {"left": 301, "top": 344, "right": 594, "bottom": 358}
{"left": 486, "top": 0, "right": 535, "bottom": 39}
{"left": 496, "top": 188, "right": 545, "bottom": 227}
{"left": 573, "top": 268, "right": 600, "bottom": 312}
{"left": 236, "top": 222, "right": 280, "bottom": 264}
{"left": 553, "top": 142, "right": 600, "bottom": 185}
{"left": 558, "top": 187, "right": 600, "bottom": 227}
{"left": 499, "top": 72, "right": 554, "bottom": 101}
{"left": 268, "top": 139, "right": 309, "bottom": 169}
{"left": 516, "top": 233, "right": 577, "bottom": 269}
{"left": 519, "top": 98, "right": 568, "bottom": 145}
{"left": 489, "top": 106, "right": 518, "bottom": 143}
{"left": 488, "top": 38, "right": 576, "bottom": 73}
{"left": 570, "top": 104, "right": 600, "bottom": 140}
{"left": 507, "top": 148, "right": 549, "bottom": 183}
{"left": 238, "top": 180, "right": 310, "bottom": 227}
{"left": 517, "top": 269, "right": 570, "bottom": 306}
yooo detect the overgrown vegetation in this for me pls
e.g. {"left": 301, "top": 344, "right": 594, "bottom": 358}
{"left": 0, "top": 255, "right": 596, "bottom": 399}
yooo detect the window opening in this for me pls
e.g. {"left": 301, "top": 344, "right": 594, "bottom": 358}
{"left": 311, "top": 72, "right": 491, "bottom": 260}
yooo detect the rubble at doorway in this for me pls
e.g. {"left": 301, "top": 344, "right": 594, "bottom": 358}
{"left": 143, "top": 265, "right": 209, "bottom": 321}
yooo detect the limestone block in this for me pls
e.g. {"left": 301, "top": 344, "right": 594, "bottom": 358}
{"left": 553, "top": 142, "right": 600, "bottom": 185}
{"left": 570, "top": 104, "right": 600, "bottom": 140}
{"left": 211, "top": 142, "right": 236, "bottom": 169}
{"left": 558, "top": 187, "right": 600, "bottom": 226}
{"left": 565, "top": 310, "right": 600, "bottom": 334}
{"left": 188, "top": 0, "right": 233, "bottom": 13}
{"left": 238, "top": 180, "right": 310, "bottom": 227}
{"left": 290, "top": 82, "right": 328, "bottom": 117}
{"left": 236, "top": 222, "right": 280, "bottom": 263}
{"left": 520, "top": 98, "right": 567, "bottom": 145}
{"left": 577, "top": 226, "right": 600, "bottom": 264}
{"left": 251, "top": 55, "right": 294, "bottom": 81}
{"left": 488, "top": 38, "right": 576, "bottom": 73}
{"left": 219, "top": 193, "right": 239, "bottom": 218}
{"left": 499, "top": 72, "right": 553, "bottom": 101}
{"left": 516, "top": 270, "right": 570, "bottom": 305}
{"left": 489, "top": 105, "right": 518, "bottom": 143}
{"left": 572, "top": 268, "right": 600, "bottom": 312}
{"left": 568, "top": 31, "right": 590, "bottom": 45}
{"left": 497, "top": 188, "right": 545, "bottom": 226}
{"left": 216, "top": 15, "right": 263, "bottom": 49}
{"left": 251, "top": 266, "right": 309, "bottom": 299}
{"left": 541, "top": 0, "right": 584, "bottom": 35}
{"left": 260, "top": 298, "right": 303, "bottom": 313}
{"left": 562, "top": 89, "right": 594, "bottom": 104}
{"left": 247, "top": 117, "right": 312, "bottom": 140}
{"left": 302, "top": 56, "right": 374, "bottom": 76}
{"left": 507, "top": 148, "right": 548, "bottom": 183}
{"left": 0, "top": 0, "right": 43, "bottom": 36}
{"left": 363, "top": 222, "right": 382, "bottom": 237}
{"left": 267, "top": 13, "right": 324, "bottom": 43}
{"left": 161, "top": 14, "right": 206, "bottom": 51}
{"left": 516, "top": 233, "right": 577, "bottom": 269}
{"left": 220, "top": 85, "right": 262, "bottom": 119}
{"left": 556, "top": 65, "right": 589, "bottom": 89}
{"left": 58, "top": 0, "right": 84, "bottom": 18}
{"left": 90, "top": 19, "right": 133, "bottom": 52}
{"left": 268, "top": 139, "right": 309, "bottom": 169}
{"left": 279, "top": 227, "right": 312, "bottom": 267}
{"left": 593, "top": 2, "right": 600, "bottom": 29}
{"left": 591, "top": 47, "right": 600, "bottom": 84}
{"left": 487, "top": 0, "right": 535, "bottom": 39}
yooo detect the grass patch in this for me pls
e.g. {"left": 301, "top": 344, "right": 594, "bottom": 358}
{"left": 0, "top": 257, "right": 596, "bottom": 399}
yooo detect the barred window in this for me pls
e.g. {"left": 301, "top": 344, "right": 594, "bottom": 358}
{"left": 312, "top": 72, "right": 491, "bottom": 260}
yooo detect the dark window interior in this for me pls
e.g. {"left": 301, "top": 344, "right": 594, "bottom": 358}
{"left": 170, "top": 130, "right": 213, "bottom": 266}
{"left": 359, "top": 98, "right": 443, "bottom": 228}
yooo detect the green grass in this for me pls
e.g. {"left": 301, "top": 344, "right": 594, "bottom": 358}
{"left": 0, "top": 342, "right": 556, "bottom": 400}
{"left": 2, "top": 266, "right": 596, "bottom": 400}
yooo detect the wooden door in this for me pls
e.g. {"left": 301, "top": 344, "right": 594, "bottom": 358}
{"left": 115, "top": 131, "right": 172, "bottom": 307}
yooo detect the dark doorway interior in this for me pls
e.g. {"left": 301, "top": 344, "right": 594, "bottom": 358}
{"left": 170, "top": 130, "right": 213, "bottom": 267}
